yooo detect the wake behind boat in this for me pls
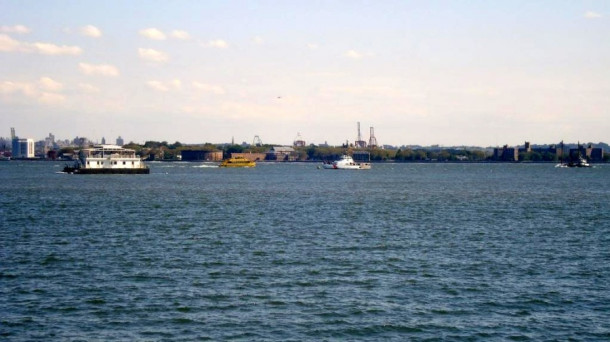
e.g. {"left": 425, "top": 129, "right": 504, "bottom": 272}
{"left": 321, "top": 155, "right": 371, "bottom": 170}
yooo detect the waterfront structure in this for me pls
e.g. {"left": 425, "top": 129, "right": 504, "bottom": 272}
{"left": 493, "top": 145, "right": 519, "bottom": 161}
{"left": 266, "top": 146, "right": 296, "bottom": 161}
{"left": 12, "top": 138, "right": 35, "bottom": 158}
{"left": 181, "top": 150, "right": 223, "bottom": 161}
{"left": 10, "top": 128, "right": 35, "bottom": 158}
{"left": 293, "top": 133, "right": 306, "bottom": 147}
{"left": 230, "top": 152, "right": 265, "bottom": 161}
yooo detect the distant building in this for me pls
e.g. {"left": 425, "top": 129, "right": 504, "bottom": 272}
{"left": 493, "top": 145, "right": 518, "bottom": 161}
{"left": 12, "top": 138, "right": 35, "bottom": 158}
{"left": 231, "top": 152, "right": 266, "bottom": 161}
{"left": 101, "top": 137, "right": 106, "bottom": 144}
{"left": 116, "top": 136, "right": 124, "bottom": 146}
{"left": 181, "top": 150, "right": 223, "bottom": 161}
{"left": 266, "top": 146, "right": 296, "bottom": 161}
{"left": 293, "top": 133, "right": 306, "bottom": 147}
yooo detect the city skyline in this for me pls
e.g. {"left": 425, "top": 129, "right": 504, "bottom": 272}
{"left": 1, "top": 1, "right": 609, "bottom": 147}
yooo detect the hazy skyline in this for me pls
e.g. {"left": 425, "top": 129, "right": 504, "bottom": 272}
{"left": 1, "top": 1, "right": 608, "bottom": 146}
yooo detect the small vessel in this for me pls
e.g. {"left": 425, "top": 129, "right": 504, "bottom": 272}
{"left": 63, "top": 144, "right": 149, "bottom": 174}
{"left": 568, "top": 155, "right": 591, "bottom": 168}
{"left": 321, "top": 155, "right": 371, "bottom": 170}
{"left": 567, "top": 142, "right": 591, "bottom": 168}
{"left": 219, "top": 156, "right": 256, "bottom": 168}
{"left": 555, "top": 141, "right": 569, "bottom": 168}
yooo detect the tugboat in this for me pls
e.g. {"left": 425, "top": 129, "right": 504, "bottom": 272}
{"left": 567, "top": 143, "right": 591, "bottom": 168}
{"left": 63, "top": 145, "right": 149, "bottom": 174}
{"left": 219, "top": 156, "right": 256, "bottom": 168}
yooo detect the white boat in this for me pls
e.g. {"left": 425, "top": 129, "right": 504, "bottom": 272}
{"left": 321, "top": 155, "right": 371, "bottom": 170}
{"left": 63, "top": 144, "right": 149, "bottom": 174}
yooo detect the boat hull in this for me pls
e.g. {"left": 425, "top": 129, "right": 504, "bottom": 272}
{"left": 63, "top": 166, "right": 150, "bottom": 174}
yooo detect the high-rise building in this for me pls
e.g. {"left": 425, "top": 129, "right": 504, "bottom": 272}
{"left": 12, "top": 138, "right": 35, "bottom": 158}
{"left": 116, "top": 136, "right": 124, "bottom": 146}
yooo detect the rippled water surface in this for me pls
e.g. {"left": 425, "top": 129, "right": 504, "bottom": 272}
{"left": 1, "top": 161, "right": 610, "bottom": 341}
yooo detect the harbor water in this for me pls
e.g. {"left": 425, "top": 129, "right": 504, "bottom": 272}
{"left": 1, "top": 161, "right": 609, "bottom": 341}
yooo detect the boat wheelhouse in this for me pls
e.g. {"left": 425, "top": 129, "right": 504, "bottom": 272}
{"left": 63, "top": 145, "right": 149, "bottom": 174}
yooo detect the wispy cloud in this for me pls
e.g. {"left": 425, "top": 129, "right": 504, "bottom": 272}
{"left": 192, "top": 81, "right": 226, "bottom": 95}
{"left": 345, "top": 50, "right": 363, "bottom": 59}
{"left": 307, "top": 43, "right": 319, "bottom": 50}
{"left": 38, "top": 77, "right": 63, "bottom": 92}
{"left": 78, "top": 83, "right": 100, "bottom": 93}
{"left": 584, "top": 11, "right": 602, "bottom": 19}
{"left": 0, "top": 78, "right": 65, "bottom": 105}
{"left": 0, "top": 34, "right": 82, "bottom": 55}
{"left": 80, "top": 25, "right": 102, "bottom": 38}
{"left": 0, "top": 25, "right": 31, "bottom": 34}
{"left": 138, "top": 48, "right": 169, "bottom": 63}
{"left": 252, "top": 36, "right": 264, "bottom": 45}
{"left": 79, "top": 63, "right": 120, "bottom": 76}
{"left": 146, "top": 79, "right": 182, "bottom": 92}
{"left": 139, "top": 28, "right": 166, "bottom": 40}
{"left": 170, "top": 30, "right": 190, "bottom": 40}
{"left": 205, "top": 39, "right": 229, "bottom": 49}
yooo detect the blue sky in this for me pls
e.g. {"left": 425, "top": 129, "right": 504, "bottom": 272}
{"left": 1, "top": 1, "right": 608, "bottom": 146}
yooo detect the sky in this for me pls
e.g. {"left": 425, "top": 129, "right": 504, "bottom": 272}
{"left": 1, "top": 1, "right": 609, "bottom": 147}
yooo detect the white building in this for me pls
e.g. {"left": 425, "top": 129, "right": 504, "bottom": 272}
{"left": 12, "top": 138, "right": 35, "bottom": 158}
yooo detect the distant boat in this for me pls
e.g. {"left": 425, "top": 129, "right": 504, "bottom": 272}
{"left": 63, "top": 145, "right": 149, "bottom": 174}
{"left": 219, "top": 156, "right": 256, "bottom": 168}
{"left": 320, "top": 155, "right": 371, "bottom": 170}
{"left": 567, "top": 142, "right": 591, "bottom": 168}
{"left": 555, "top": 141, "right": 591, "bottom": 168}
{"left": 555, "top": 141, "right": 569, "bottom": 168}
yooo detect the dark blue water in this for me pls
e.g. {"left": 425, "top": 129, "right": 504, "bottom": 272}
{"left": 1, "top": 161, "right": 609, "bottom": 341}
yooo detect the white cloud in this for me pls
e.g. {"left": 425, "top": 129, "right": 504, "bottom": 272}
{"left": 252, "top": 36, "right": 264, "bottom": 45}
{"left": 345, "top": 50, "right": 363, "bottom": 59}
{"left": 146, "top": 79, "right": 182, "bottom": 92}
{"left": 80, "top": 25, "right": 102, "bottom": 38}
{"left": 192, "top": 81, "right": 226, "bottom": 95}
{"left": 0, "top": 34, "right": 23, "bottom": 52}
{"left": 138, "top": 48, "right": 169, "bottom": 63}
{"left": 139, "top": 28, "right": 166, "bottom": 40}
{"left": 170, "top": 30, "right": 190, "bottom": 40}
{"left": 307, "top": 43, "right": 319, "bottom": 50}
{"left": 206, "top": 39, "right": 229, "bottom": 49}
{"left": 1, "top": 25, "right": 31, "bottom": 34}
{"left": 38, "top": 77, "right": 63, "bottom": 92}
{"left": 38, "top": 92, "right": 66, "bottom": 105}
{"left": 0, "top": 81, "right": 36, "bottom": 96}
{"left": 584, "top": 11, "right": 602, "bottom": 19}
{"left": 79, "top": 63, "right": 120, "bottom": 76}
{"left": 170, "top": 79, "right": 182, "bottom": 89}
{"left": 147, "top": 80, "right": 170, "bottom": 92}
{"left": 78, "top": 83, "right": 100, "bottom": 93}
{"left": 0, "top": 80, "right": 65, "bottom": 105}
{"left": 32, "top": 42, "right": 82, "bottom": 55}
{"left": 0, "top": 34, "right": 82, "bottom": 55}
